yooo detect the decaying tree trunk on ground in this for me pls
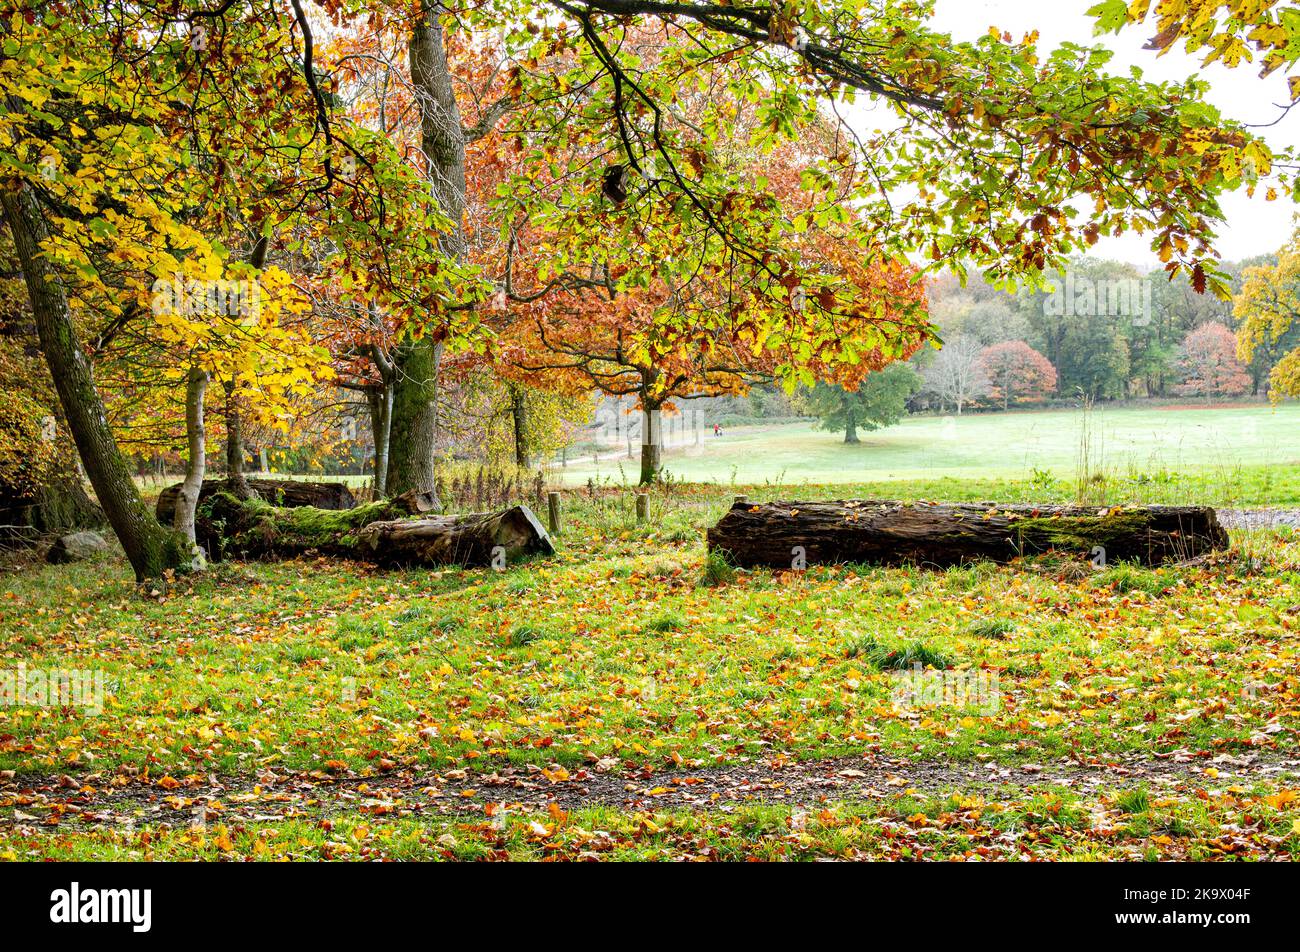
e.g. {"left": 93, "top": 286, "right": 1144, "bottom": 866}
{"left": 707, "top": 500, "right": 1229, "bottom": 568}
{"left": 196, "top": 491, "right": 552, "bottom": 567}
{"left": 156, "top": 478, "right": 355, "bottom": 525}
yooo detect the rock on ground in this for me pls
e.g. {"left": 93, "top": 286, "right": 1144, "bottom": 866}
{"left": 45, "top": 530, "right": 109, "bottom": 564}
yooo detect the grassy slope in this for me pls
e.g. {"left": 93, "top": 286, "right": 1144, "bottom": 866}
{"left": 2, "top": 476, "right": 1299, "bottom": 861}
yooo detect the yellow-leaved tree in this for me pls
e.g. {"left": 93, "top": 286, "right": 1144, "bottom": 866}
{"left": 1235, "top": 235, "right": 1300, "bottom": 398}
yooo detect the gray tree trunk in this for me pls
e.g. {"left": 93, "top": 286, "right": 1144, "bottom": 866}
{"left": 173, "top": 366, "right": 209, "bottom": 553}
{"left": 640, "top": 403, "right": 662, "bottom": 484}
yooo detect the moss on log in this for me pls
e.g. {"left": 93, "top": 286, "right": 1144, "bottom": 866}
{"left": 156, "top": 478, "right": 355, "bottom": 525}
{"left": 197, "top": 492, "right": 552, "bottom": 567}
{"left": 706, "top": 500, "right": 1229, "bottom": 568}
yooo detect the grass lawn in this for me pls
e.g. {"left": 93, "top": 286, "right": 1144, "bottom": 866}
{"left": 2, "top": 475, "right": 1299, "bottom": 861}
{"left": 559, "top": 402, "right": 1300, "bottom": 493}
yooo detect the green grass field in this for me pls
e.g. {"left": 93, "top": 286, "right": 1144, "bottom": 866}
{"left": 6, "top": 404, "right": 1300, "bottom": 861}
{"left": 3, "top": 476, "right": 1299, "bottom": 861}
{"left": 560, "top": 402, "right": 1300, "bottom": 489}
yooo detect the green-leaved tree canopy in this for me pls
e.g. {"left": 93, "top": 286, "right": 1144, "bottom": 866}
{"left": 801, "top": 362, "right": 920, "bottom": 444}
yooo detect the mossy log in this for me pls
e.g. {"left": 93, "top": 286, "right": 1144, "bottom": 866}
{"left": 197, "top": 492, "right": 552, "bottom": 567}
{"left": 706, "top": 500, "right": 1229, "bottom": 568}
{"left": 156, "top": 477, "right": 355, "bottom": 525}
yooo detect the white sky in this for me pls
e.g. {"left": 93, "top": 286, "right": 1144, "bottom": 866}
{"left": 920, "top": 0, "right": 1298, "bottom": 267}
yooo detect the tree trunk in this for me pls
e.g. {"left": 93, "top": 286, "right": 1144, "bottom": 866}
{"left": 156, "top": 477, "right": 356, "bottom": 525}
{"left": 707, "top": 500, "right": 1229, "bottom": 568}
{"left": 386, "top": 338, "right": 441, "bottom": 496}
{"left": 199, "top": 492, "right": 553, "bottom": 568}
{"left": 843, "top": 396, "right": 859, "bottom": 444}
{"left": 0, "top": 183, "right": 189, "bottom": 581}
{"left": 385, "top": 1, "right": 468, "bottom": 501}
{"left": 222, "top": 379, "right": 255, "bottom": 500}
{"left": 509, "top": 384, "right": 530, "bottom": 469}
{"left": 640, "top": 403, "right": 662, "bottom": 484}
{"left": 173, "top": 366, "right": 209, "bottom": 553}
{"left": 366, "top": 383, "right": 393, "bottom": 497}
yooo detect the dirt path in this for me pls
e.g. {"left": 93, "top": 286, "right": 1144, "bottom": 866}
{"left": 4, "top": 750, "right": 1297, "bottom": 828}
{"left": 1218, "top": 509, "right": 1300, "bottom": 531}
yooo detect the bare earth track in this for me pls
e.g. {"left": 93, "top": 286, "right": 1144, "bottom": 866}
{"left": 4, "top": 750, "right": 1298, "bottom": 829}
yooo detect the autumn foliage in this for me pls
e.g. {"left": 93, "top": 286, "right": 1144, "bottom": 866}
{"left": 1175, "top": 322, "right": 1251, "bottom": 400}
{"left": 978, "top": 341, "right": 1058, "bottom": 409}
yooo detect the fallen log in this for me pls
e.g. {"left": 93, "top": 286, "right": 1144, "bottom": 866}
{"left": 155, "top": 477, "right": 355, "bottom": 525}
{"left": 706, "top": 500, "right": 1229, "bottom": 568}
{"left": 197, "top": 492, "right": 552, "bottom": 567}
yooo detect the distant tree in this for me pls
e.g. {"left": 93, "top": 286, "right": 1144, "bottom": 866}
{"left": 803, "top": 364, "right": 920, "bottom": 444}
{"left": 978, "top": 341, "right": 1058, "bottom": 409}
{"left": 1176, "top": 322, "right": 1251, "bottom": 401}
{"left": 1236, "top": 239, "right": 1300, "bottom": 400}
{"left": 923, "top": 336, "right": 990, "bottom": 414}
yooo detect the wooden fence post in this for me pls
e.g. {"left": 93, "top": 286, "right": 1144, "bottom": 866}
{"left": 547, "top": 491, "right": 561, "bottom": 536}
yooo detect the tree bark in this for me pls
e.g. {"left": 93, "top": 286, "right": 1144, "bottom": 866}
{"left": 221, "top": 379, "right": 255, "bottom": 500}
{"left": 843, "top": 396, "right": 859, "bottom": 444}
{"left": 509, "top": 384, "right": 530, "bottom": 469}
{"left": 639, "top": 402, "right": 662, "bottom": 484}
{"left": 199, "top": 492, "right": 553, "bottom": 568}
{"left": 173, "top": 366, "right": 209, "bottom": 552}
{"left": 0, "top": 183, "right": 189, "bottom": 580}
{"left": 385, "top": 1, "right": 467, "bottom": 500}
{"left": 366, "top": 383, "right": 394, "bottom": 497}
{"left": 707, "top": 500, "right": 1229, "bottom": 568}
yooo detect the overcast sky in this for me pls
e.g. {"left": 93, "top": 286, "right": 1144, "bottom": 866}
{"left": 916, "top": 0, "right": 1299, "bottom": 268}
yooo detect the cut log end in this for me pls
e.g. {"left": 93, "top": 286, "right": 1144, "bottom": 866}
{"left": 706, "top": 500, "right": 1229, "bottom": 568}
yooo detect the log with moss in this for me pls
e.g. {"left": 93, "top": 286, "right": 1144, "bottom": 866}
{"left": 155, "top": 477, "right": 356, "bottom": 525}
{"left": 706, "top": 500, "right": 1229, "bottom": 568}
{"left": 196, "top": 492, "right": 553, "bottom": 567}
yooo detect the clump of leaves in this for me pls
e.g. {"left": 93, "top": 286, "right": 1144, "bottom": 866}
{"left": 966, "top": 618, "right": 1015, "bottom": 640}
{"left": 508, "top": 624, "right": 545, "bottom": 647}
{"left": 1115, "top": 787, "right": 1150, "bottom": 815}
{"left": 772, "top": 643, "right": 802, "bottom": 662}
{"left": 943, "top": 561, "right": 998, "bottom": 592}
{"left": 647, "top": 560, "right": 683, "bottom": 578}
{"left": 335, "top": 615, "right": 385, "bottom": 650}
{"left": 433, "top": 612, "right": 464, "bottom": 633}
{"left": 662, "top": 523, "right": 698, "bottom": 544}
{"left": 505, "top": 572, "right": 536, "bottom": 595}
{"left": 1093, "top": 562, "right": 1168, "bottom": 596}
{"left": 846, "top": 635, "right": 951, "bottom": 670}
{"left": 645, "top": 610, "right": 686, "bottom": 634}
{"left": 699, "top": 550, "right": 736, "bottom": 587}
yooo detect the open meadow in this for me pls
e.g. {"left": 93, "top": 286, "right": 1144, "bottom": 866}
{"left": 561, "top": 402, "right": 1300, "bottom": 498}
